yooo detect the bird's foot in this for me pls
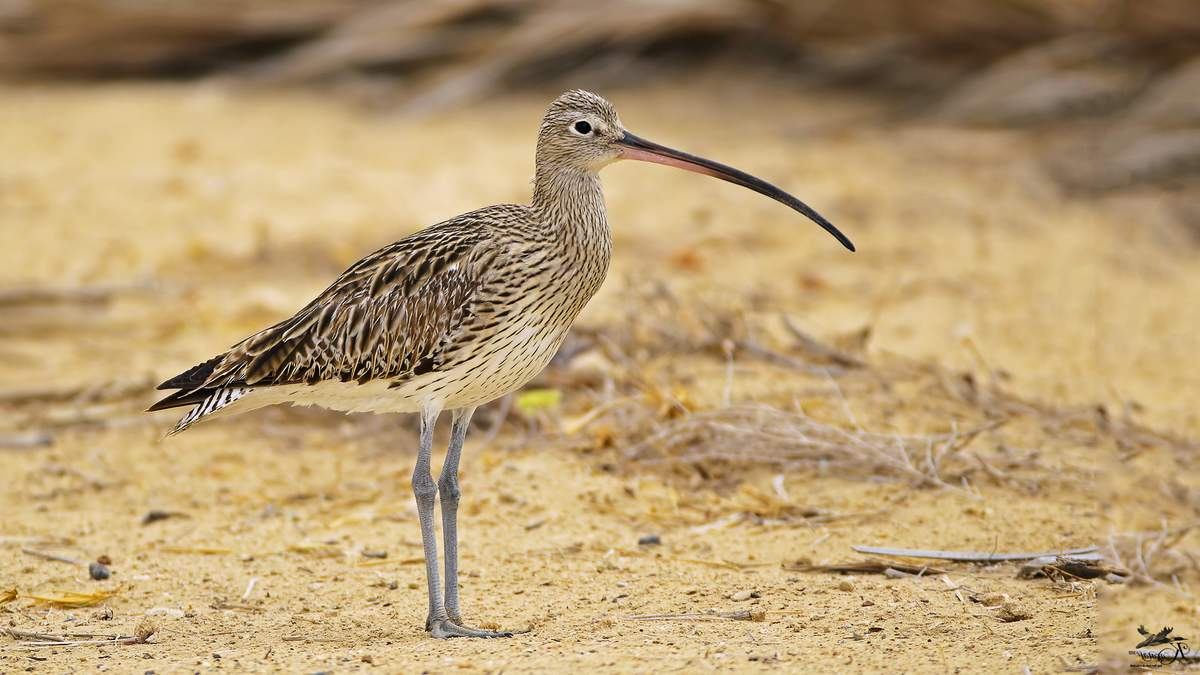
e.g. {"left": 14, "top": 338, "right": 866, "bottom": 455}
{"left": 427, "top": 617, "right": 516, "bottom": 639}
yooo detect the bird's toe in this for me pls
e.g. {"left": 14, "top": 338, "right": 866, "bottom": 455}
{"left": 428, "top": 619, "right": 517, "bottom": 639}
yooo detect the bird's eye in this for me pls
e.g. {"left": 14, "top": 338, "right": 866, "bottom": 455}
{"left": 572, "top": 120, "right": 593, "bottom": 135}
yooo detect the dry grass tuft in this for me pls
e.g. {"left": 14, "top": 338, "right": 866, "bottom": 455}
{"left": 626, "top": 403, "right": 995, "bottom": 487}
{"left": 1106, "top": 523, "right": 1200, "bottom": 590}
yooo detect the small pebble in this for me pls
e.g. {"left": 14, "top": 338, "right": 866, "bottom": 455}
{"left": 730, "top": 590, "right": 753, "bottom": 601}
{"left": 96, "top": 554, "right": 112, "bottom": 565}
{"left": 89, "top": 561, "right": 111, "bottom": 580}
{"left": 637, "top": 534, "right": 661, "bottom": 546}
{"left": 141, "top": 510, "right": 178, "bottom": 525}
{"left": 836, "top": 580, "right": 854, "bottom": 592}
{"left": 362, "top": 550, "right": 388, "bottom": 559}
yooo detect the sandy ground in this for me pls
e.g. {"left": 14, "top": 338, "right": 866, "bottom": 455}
{"left": 1, "top": 77, "right": 1197, "bottom": 672}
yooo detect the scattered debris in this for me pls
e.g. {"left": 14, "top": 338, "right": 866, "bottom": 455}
{"left": 851, "top": 545, "right": 1099, "bottom": 563}
{"left": 782, "top": 316, "right": 865, "bottom": 369}
{"left": 993, "top": 603, "right": 1031, "bottom": 623}
{"left": 240, "top": 577, "right": 260, "bottom": 602}
{"left": 21, "top": 548, "right": 83, "bottom": 566}
{"left": 625, "top": 609, "right": 765, "bottom": 622}
{"left": 1017, "top": 556, "right": 1128, "bottom": 583}
{"left": 784, "top": 558, "right": 946, "bottom": 577}
{"left": 88, "top": 561, "right": 111, "bottom": 580}
{"left": 627, "top": 404, "right": 998, "bottom": 486}
{"left": 515, "top": 388, "right": 562, "bottom": 415}
{"left": 1106, "top": 523, "right": 1199, "bottom": 587}
{"left": 142, "top": 510, "right": 188, "bottom": 525}
{"left": 5, "top": 619, "right": 156, "bottom": 648}
{"left": 287, "top": 541, "right": 343, "bottom": 557}
{"left": 211, "top": 601, "right": 264, "bottom": 613}
{"left": 24, "top": 588, "right": 120, "bottom": 608}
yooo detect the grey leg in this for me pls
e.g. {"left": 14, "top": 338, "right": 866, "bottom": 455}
{"left": 411, "top": 404, "right": 446, "bottom": 632}
{"left": 431, "top": 406, "right": 515, "bottom": 638}
{"left": 439, "top": 406, "right": 473, "bottom": 625}
{"left": 414, "top": 404, "right": 514, "bottom": 639}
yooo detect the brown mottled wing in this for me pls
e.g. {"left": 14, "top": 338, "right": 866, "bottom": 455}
{"left": 157, "top": 214, "right": 506, "bottom": 400}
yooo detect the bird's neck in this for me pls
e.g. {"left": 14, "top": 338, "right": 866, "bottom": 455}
{"left": 531, "top": 166, "right": 611, "bottom": 249}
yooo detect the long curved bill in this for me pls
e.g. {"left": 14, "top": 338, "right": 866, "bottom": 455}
{"left": 617, "top": 131, "right": 855, "bottom": 252}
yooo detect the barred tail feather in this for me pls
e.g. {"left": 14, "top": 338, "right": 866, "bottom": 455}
{"left": 167, "top": 387, "right": 251, "bottom": 436}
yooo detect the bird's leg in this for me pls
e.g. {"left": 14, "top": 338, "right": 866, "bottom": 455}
{"left": 411, "top": 405, "right": 512, "bottom": 639}
{"left": 432, "top": 406, "right": 514, "bottom": 639}
{"left": 412, "top": 404, "right": 447, "bottom": 633}
{"left": 438, "top": 406, "right": 472, "bottom": 625}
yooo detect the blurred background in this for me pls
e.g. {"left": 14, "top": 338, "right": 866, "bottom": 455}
{"left": 2, "top": 0, "right": 1199, "bottom": 200}
{"left": 1, "top": 1, "right": 1198, "bottom": 671}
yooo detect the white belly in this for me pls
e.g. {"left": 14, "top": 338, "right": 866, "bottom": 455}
{"left": 260, "top": 322, "right": 568, "bottom": 414}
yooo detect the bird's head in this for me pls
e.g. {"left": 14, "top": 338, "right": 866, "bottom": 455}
{"left": 536, "top": 89, "right": 855, "bottom": 252}
{"left": 536, "top": 89, "right": 626, "bottom": 172}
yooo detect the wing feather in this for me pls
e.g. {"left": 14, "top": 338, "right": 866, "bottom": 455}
{"left": 152, "top": 210, "right": 518, "bottom": 404}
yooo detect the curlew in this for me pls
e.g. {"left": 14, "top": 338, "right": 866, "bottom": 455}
{"left": 149, "top": 90, "right": 854, "bottom": 638}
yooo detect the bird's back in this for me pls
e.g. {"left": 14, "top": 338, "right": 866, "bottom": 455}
{"left": 151, "top": 202, "right": 609, "bottom": 432}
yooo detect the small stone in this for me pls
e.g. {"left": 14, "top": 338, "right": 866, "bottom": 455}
{"left": 89, "top": 562, "right": 111, "bottom": 580}
{"left": 96, "top": 555, "right": 112, "bottom": 565}
{"left": 637, "top": 534, "right": 661, "bottom": 546}
{"left": 836, "top": 580, "right": 854, "bottom": 592}
{"left": 361, "top": 550, "right": 388, "bottom": 559}
{"left": 361, "top": 655, "right": 375, "bottom": 665}
{"left": 730, "top": 590, "right": 753, "bottom": 601}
